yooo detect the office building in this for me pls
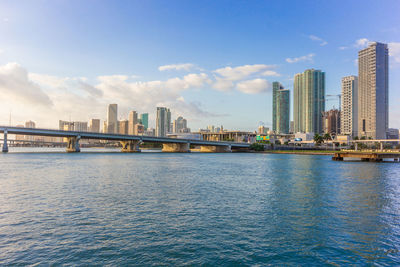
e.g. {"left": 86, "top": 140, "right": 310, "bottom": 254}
{"left": 322, "top": 109, "right": 340, "bottom": 135}
{"left": 258, "top": 125, "right": 269, "bottom": 135}
{"left": 358, "top": 42, "right": 389, "bottom": 139}
{"left": 293, "top": 69, "right": 325, "bottom": 134}
{"left": 73, "top": 122, "right": 88, "bottom": 132}
{"left": 272, "top": 82, "right": 290, "bottom": 134}
{"left": 134, "top": 124, "right": 145, "bottom": 135}
{"left": 119, "top": 120, "right": 129, "bottom": 135}
{"left": 107, "top": 104, "right": 118, "bottom": 134}
{"left": 88, "top": 119, "right": 100, "bottom": 133}
{"left": 173, "top": 116, "right": 188, "bottom": 133}
{"left": 341, "top": 76, "right": 358, "bottom": 137}
{"left": 139, "top": 113, "right": 148, "bottom": 130}
{"left": 128, "top": 111, "right": 138, "bottom": 135}
{"left": 156, "top": 107, "right": 171, "bottom": 137}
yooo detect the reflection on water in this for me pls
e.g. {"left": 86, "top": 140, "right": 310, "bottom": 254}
{"left": 0, "top": 151, "right": 399, "bottom": 265}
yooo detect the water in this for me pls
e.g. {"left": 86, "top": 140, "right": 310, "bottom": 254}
{"left": 0, "top": 150, "right": 399, "bottom": 265}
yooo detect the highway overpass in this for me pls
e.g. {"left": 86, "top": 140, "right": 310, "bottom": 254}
{"left": 0, "top": 126, "right": 251, "bottom": 153}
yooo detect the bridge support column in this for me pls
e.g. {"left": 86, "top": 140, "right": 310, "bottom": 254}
{"left": 66, "top": 136, "right": 81, "bottom": 152}
{"left": 162, "top": 143, "right": 190, "bottom": 152}
{"left": 2, "top": 130, "right": 8, "bottom": 153}
{"left": 120, "top": 140, "right": 141, "bottom": 152}
{"left": 380, "top": 142, "right": 383, "bottom": 151}
{"left": 200, "top": 145, "right": 231, "bottom": 153}
{"left": 355, "top": 143, "right": 358, "bottom": 151}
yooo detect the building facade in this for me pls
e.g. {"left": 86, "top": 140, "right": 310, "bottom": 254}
{"left": 128, "top": 111, "right": 138, "bottom": 135}
{"left": 172, "top": 116, "right": 188, "bottom": 133}
{"left": 139, "top": 113, "right": 148, "bottom": 130}
{"left": 119, "top": 120, "right": 129, "bottom": 135}
{"left": 293, "top": 69, "right": 325, "bottom": 134}
{"left": 358, "top": 42, "right": 389, "bottom": 139}
{"left": 322, "top": 109, "right": 340, "bottom": 135}
{"left": 273, "top": 82, "right": 290, "bottom": 134}
{"left": 156, "top": 107, "right": 171, "bottom": 137}
{"left": 107, "top": 104, "right": 118, "bottom": 134}
{"left": 89, "top": 119, "right": 100, "bottom": 133}
{"left": 340, "top": 76, "right": 358, "bottom": 137}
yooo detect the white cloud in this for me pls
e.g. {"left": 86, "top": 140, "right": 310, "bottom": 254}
{"left": 262, "top": 70, "right": 280, "bottom": 76}
{"left": 339, "top": 46, "right": 348, "bottom": 50}
{"left": 158, "top": 63, "right": 195, "bottom": 72}
{"left": 309, "top": 35, "right": 328, "bottom": 46}
{"left": 0, "top": 63, "right": 53, "bottom": 106}
{"left": 389, "top": 42, "right": 400, "bottom": 63}
{"left": 0, "top": 49, "right": 3, "bottom": 55}
{"left": 213, "top": 64, "right": 276, "bottom": 81}
{"left": 354, "top": 38, "right": 370, "bottom": 48}
{"left": 236, "top": 79, "right": 270, "bottom": 94}
{"left": 286, "top": 53, "right": 315, "bottom": 63}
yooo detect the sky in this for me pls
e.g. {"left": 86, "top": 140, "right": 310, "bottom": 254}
{"left": 0, "top": 0, "right": 399, "bottom": 131}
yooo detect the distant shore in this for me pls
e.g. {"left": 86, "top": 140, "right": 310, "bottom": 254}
{"left": 262, "top": 150, "right": 335, "bottom": 155}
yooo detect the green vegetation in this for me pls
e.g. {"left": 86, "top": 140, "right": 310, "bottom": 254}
{"left": 313, "top": 134, "right": 324, "bottom": 145}
{"left": 249, "top": 143, "right": 265, "bottom": 151}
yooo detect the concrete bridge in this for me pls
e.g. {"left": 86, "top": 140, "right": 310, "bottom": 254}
{"left": 0, "top": 126, "right": 250, "bottom": 153}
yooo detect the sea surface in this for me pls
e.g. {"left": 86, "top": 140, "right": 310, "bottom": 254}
{"left": 0, "top": 148, "right": 399, "bottom": 265}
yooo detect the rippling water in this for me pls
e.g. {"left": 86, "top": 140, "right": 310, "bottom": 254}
{"left": 0, "top": 149, "right": 399, "bottom": 265}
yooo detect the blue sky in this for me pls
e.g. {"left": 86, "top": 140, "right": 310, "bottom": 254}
{"left": 0, "top": 0, "right": 399, "bottom": 131}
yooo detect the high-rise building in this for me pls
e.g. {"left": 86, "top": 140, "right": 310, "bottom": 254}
{"left": 293, "top": 69, "right": 325, "bottom": 134}
{"left": 73, "top": 122, "right": 88, "bottom": 132}
{"left": 156, "top": 107, "right": 171, "bottom": 137}
{"left": 24, "top": 121, "right": 36, "bottom": 141}
{"left": 258, "top": 125, "right": 269, "bottom": 135}
{"left": 128, "top": 111, "right": 138, "bottom": 135}
{"left": 134, "top": 124, "right": 145, "bottom": 135}
{"left": 172, "top": 116, "right": 188, "bottom": 133}
{"left": 107, "top": 104, "right": 118, "bottom": 134}
{"left": 272, "top": 82, "right": 290, "bottom": 134}
{"left": 322, "top": 109, "right": 340, "bottom": 135}
{"left": 341, "top": 76, "right": 358, "bottom": 137}
{"left": 358, "top": 42, "right": 389, "bottom": 139}
{"left": 59, "top": 120, "right": 73, "bottom": 131}
{"left": 88, "top": 119, "right": 100, "bottom": 133}
{"left": 119, "top": 120, "right": 129, "bottom": 135}
{"left": 139, "top": 113, "right": 148, "bottom": 130}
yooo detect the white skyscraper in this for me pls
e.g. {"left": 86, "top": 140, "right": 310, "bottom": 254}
{"left": 358, "top": 42, "right": 389, "bottom": 139}
{"left": 107, "top": 104, "right": 118, "bottom": 134}
{"left": 128, "top": 110, "right": 138, "bottom": 135}
{"left": 341, "top": 76, "right": 358, "bottom": 137}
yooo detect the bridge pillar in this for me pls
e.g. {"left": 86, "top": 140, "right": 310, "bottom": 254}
{"left": 66, "top": 136, "right": 81, "bottom": 152}
{"left": 380, "top": 142, "right": 383, "bottom": 151}
{"left": 200, "top": 145, "right": 231, "bottom": 153}
{"left": 2, "top": 130, "right": 8, "bottom": 153}
{"left": 120, "top": 140, "right": 141, "bottom": 152}
{"left": 355, "top": 143, "right": 358, "bottom": 151}
{"left": 162, "top": 143, "right": 190, "bottom": 152}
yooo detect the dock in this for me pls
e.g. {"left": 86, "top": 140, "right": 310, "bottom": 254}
{"left": 332, "top": 151, "right": 400, "bottom": 162}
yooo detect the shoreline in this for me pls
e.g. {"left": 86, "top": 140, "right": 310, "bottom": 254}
{"left": 262, "top": 150, "right": 335, "bottom": 155}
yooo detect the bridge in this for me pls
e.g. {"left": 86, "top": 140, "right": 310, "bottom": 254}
{"left": 0, "top": 126, "right": 251, "bottom": 153}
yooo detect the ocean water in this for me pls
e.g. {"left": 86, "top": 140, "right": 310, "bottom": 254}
{"left": 0, "top": 149, "right": 399, "bottom": 265}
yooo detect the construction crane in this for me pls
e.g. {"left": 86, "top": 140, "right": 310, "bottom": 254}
{"left": 326, "top": 94, "right": 341, "bottom": 111}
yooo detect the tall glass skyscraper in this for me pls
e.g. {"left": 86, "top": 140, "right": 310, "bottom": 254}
{"left": 272, "top": 82, "right": 290, "bottom": 134}
{"left": 156, "top": 107, "right": 171, "bottom": 137}
{"left": 140, "top": 113, "right": 149, "bottom": 130}
{"left": 293, "top": 69, "right": 325, "bottom": 134}
{"left": 107, "top": 104, "right": 118, "bottom": 134}
{"left": 358, "top": 42, "right": 389, "bottom": 139}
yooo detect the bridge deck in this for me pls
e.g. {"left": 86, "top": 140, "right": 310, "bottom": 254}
{"left": 0, "top": 126, "right": 250, "bottom": 148}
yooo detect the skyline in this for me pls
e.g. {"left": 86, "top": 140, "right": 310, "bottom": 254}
{"left": 0, "top": 0, "right": 399, "bottom": 131}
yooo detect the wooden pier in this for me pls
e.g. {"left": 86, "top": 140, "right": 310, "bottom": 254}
{"left": 332, "top": 151, "right": 400, "bottom": 162}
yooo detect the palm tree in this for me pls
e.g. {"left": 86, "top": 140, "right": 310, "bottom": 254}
{"left": 314, "top": 134, "right": 324, "bottom": 145}
{"left": 323, "top": 133, "right": 331, "bottom": 141}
